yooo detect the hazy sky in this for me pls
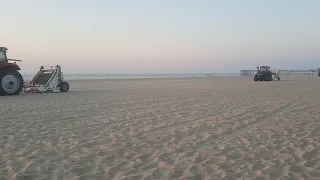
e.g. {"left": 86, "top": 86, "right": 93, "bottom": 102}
{"left": 1, "top": 0, "right": 320, "bottom": 73}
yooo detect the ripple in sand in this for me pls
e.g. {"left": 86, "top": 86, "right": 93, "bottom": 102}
{"left": 70, "top": 164, "right": 94, "bottom": 176}
{"left": 15, "top": 171, "right": 39, "bottom": 180}
{"left": 194, "top": 155, "right": 208, "bottom": 164}
{"left": 309, "top": 169, "right": 320, "bottom": 178}
{"left": 137, "top": 153, "right": 153, "bottom": 162}
{"left": 252, "top": 177, "right": 265, "bottom": 180}
{"left": 272, "top": 139, "right": 283, "bottom": 146}
{"left": 77, "top": 170, "right": 106, "bottom": 180}
{"left": 213, "top": 151, "right": 225, "bottom": 157}
{"left": 228, "top": 151, "right": 243, "bottom": 161}
{"left": 304, "top": 159, "right": 319, "bottom": 168}
{"left": 256, "top": 151, "right": 273, "bottom": 161}
{"left": 289, "top": 165, "right": 308, "bottom": 173}
{"left": 99, "top": 154, "right": 118, "bottom": 166}
{"left": 234, "top": 170, "right": 249, "bottom": 179}
{"left": 122, "top": 174, "right": 143, "bottom": 180}
{"left": 109, "top": 166, "right": 123, "bottom": 177}
{"left": 252, "top": 163, "right": 266, "bottom": 171}
{"left": 121, "top": 168, "right": 141, "bottom": 177}
{"left": 170, "top": 168, "right": 185, "bottom": 179}
{"left": 141, "top": 162, "right": 158, "bottom": 171}
{"left": 97, "top": 151, "right": 109, "bottom": 156}
{"left": 303, "top": 149, "right": 318, "bottom": 160}
{"left": 184, "top": 150, "right": 195, "bottom": 158}
{"left": 151, "top": 169, "right": 165, "bottom": 179}
{"left": 218, "top": 162, "right": 236, "bottom": 170}
{"left": 264, "top": 167, "right": 282, "bottom": 179}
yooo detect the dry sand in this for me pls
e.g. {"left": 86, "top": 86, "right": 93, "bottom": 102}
{"left": 0, "top": 76, "right": 319, "bottom": 180}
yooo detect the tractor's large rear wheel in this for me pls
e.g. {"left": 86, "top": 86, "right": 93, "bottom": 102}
{"left": 263, "top": 74, "right": 272, "bottom": 81}
{"left": 254, "top": 74, "right": 258, "bottom": 81}
{"left": 0, "top": 68, "right": 24, "bottom": 96}
{"left": 267, "top": 74, "right": 272, "bottom": 81}
{"left": 269, "top": 74, "right": 273, "bottom": 81}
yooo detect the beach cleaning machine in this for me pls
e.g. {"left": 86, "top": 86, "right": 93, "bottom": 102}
{"left": 25, "top": 65, "right": 70, "bottom": 93}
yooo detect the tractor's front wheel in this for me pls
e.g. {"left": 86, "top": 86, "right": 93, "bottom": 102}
{"left": 254, "top": 74, "right": 258, "bottom": 81}
{"left": 0, "top": 68, "right": 24, "bottom": 96}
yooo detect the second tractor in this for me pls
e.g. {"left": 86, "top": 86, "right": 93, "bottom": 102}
{"left": 254, "top": 66, "right": 280, "bottom": 81}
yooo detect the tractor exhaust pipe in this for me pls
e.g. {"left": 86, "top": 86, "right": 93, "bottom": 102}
{"left": 8, "top": 59, "right": 22, "bottom": 62}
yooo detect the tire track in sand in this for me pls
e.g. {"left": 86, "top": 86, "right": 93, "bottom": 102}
{"left": 140, "top": 91, "right": 287, "bottom": 137}
{"left": 197, "top": 87, "right": 317, "bottom": 153}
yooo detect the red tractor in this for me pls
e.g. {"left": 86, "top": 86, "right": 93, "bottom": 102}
{"left": 0, "top": 47, "right": 24, "bottom": 96}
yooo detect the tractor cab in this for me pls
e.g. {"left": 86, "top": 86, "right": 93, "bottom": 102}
{"left": 0, "top": 47, "right": 21, "bottom": 63}
{"left": 257, "top": 66, "right": 270, "bottom": 72}
{"left": 0, "top": 47, "right": 8, "bottom": 62}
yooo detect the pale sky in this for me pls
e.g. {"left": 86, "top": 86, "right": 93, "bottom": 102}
{"left": 1, "top": 0, "right": 319, "bottom": 73}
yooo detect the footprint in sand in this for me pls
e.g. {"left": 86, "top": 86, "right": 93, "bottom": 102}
{"left": 15, "top": 171, "right": 39, "bottom": 180}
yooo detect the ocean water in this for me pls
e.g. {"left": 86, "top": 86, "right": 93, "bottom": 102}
{"left": 21, "top": 73, "right": 240, "bottom": 81}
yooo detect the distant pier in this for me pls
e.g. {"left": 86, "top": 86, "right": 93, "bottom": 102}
{"left": 240, "top": 69, "right": 319, "bottom": 76}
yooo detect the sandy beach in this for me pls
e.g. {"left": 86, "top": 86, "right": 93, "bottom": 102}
{"left": 0, "top": 76, "right": 319, "bottom": 180}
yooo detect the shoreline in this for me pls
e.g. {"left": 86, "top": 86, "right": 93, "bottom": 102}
{"left": 23, "top": 75, "right": 244, "bottom": 82}
{"left": 20, "top": 73, "right": 241, "bottom": 81}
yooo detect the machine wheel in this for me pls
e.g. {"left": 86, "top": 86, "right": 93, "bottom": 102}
{"left": 0, "top": 68, "right": 24, "bottom": 96}
{"left": 254, "top": 74, "right": 258, "bottom": 81}
{"left": 59, "top": 81, "right": 70, "bottom": 92}
{"left": 278, "top": 77, "right": 280, "bottom": 81}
